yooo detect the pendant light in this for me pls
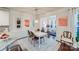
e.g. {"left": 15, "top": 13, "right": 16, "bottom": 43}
{"left": 34, "top": 8, "right": 39, "bottom": 24}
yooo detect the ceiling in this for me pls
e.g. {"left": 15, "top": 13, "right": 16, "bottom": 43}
{"left": 9, "top": 7, "right": 63, "bottom": 15}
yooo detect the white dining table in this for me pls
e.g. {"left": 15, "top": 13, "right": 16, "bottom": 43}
{"left": 32, "top": 31, "right": 47, "bottom": 48}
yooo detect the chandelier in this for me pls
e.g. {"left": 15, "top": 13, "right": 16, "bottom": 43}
{"left": 34, "top": 8, "right": 40, "bottom": 23}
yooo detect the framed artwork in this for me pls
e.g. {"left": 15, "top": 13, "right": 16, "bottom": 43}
{"left": 17, "top": 25, "right": 20, "bottom": 28}
{"left": 16, "top": 18, "right": 21, "bottom": 28}
{"left": 24, "top": 20, "right": 30, "bottom": 27}
{"left": 58, "top": 16, "right": 68, "bottom": 26}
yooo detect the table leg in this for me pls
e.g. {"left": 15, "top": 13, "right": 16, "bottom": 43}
{"left": 39, "top": 37, "right": 40, "bottom": 48}
{"left": 44, "top": 35, "right": 47, "bottom": 44}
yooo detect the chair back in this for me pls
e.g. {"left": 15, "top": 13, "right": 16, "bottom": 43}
{"left": 62, "top": 31, "right": 72, "bottom": 39}
{"left": 61, "top": 31, "right": 73, "bottom": 43}
{"left": 30, "top": 31, "right": 36, "bottom": 37}
{"left": 28, "top": 30, "right": 33, "bottom": 37}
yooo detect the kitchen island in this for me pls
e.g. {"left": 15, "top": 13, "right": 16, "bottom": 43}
{"left": 0, "top": 36, "right": 28, "bottom": 51}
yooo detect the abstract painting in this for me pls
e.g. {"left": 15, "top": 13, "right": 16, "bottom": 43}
{"left": 24, "top": 20, "right": 30, "bottom": 27}
{"left": 58, "top": 16, "right": 68, "bottom": 26}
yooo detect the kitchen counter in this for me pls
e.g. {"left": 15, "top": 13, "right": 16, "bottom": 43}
{"left": 0, "top": 30, "right": 29, "bottom": 51}
{"left": 0, "top": 36, "right": 28, "bottom": 51}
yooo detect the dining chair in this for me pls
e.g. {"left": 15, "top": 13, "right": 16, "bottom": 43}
{"left": 57, "top": 31, "right": 74, "bottom": 51}
{"left": 28, "top": 30, "right": 34, "bottom": 43}
{"left": 28, "top": 30, "right": 39, "bottom": 46}
{"left": 30, "top": 31, "right": 39, "bottom": 46}
{"left": 61, "top": 31, "right": 73, "bottom": 45}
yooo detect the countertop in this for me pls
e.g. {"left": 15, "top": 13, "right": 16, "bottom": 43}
{"left": 0, "top": 35, "right": 28, "bottom": 51}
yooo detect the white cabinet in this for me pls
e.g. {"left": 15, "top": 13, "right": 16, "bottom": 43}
{"left": 0, "top": 10, "right": 9, "bottom": 26}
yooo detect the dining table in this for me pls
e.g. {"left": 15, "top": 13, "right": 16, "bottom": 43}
{"left": 32, "top": 31, "right": 47, "bottom": 48}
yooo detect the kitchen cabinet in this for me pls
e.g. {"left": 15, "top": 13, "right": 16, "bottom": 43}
{"left": 0, "top": 10, "right": 9, "bottom": 26}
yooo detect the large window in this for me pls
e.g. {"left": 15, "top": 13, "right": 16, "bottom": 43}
{"left": 49, "top": 15, "right": 56, "bottom": 30}
{"left": 40, "top": 15, "right": 56, "bottom": 32}
{"left": 75, "top": 10, "right": 79, "bottom": 42}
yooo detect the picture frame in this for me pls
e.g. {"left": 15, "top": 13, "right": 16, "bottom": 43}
{"left": 58, "top": 16, "right": 68, "bottom": 26}
{"left": 16, "top": 17, "right": 21, "bottom": 28}
{"left": 24, "top": 19, "right": 30, "bottom": 27}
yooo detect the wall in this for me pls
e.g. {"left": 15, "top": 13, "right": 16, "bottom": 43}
{"left": 9, "top": 9, "right": 34, "bottom": 38}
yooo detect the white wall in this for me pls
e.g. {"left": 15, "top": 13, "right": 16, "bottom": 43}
{"left": 9, "top": 10, "right": 34, "bottom": 38}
